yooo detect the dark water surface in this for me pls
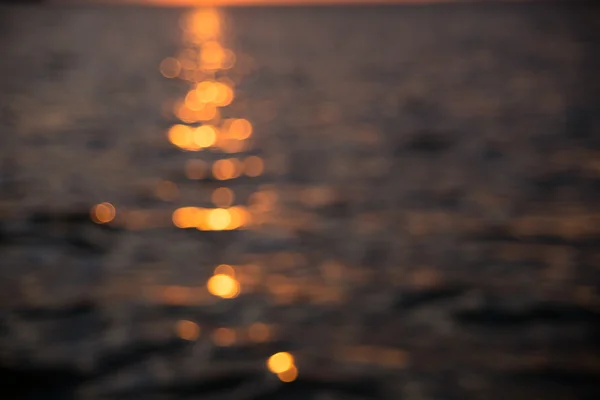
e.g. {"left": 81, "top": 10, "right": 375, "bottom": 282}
{"left": 1, "top": 2, "right": 599, "bottom": 399}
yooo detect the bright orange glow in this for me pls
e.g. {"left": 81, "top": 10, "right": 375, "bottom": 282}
{"left": 91, "top": 202, "right": 116, "bottom": 224}
{"left": 200, "top": 41, "right": 225, "bottom": 70}
{"left": 155, "top": 180, "right": 179, "bottom": 201}
{"left": 172, "top": 207, "right": 205, "bottom": 228}
{"left": 185, "top": 159, "right": 208, "bottom": 180}
{"left": 168, "top": 124, "right": 197, "bottom": 150}
{"left": 267, "top": 352, "right": 294, "bottom": 374}
{"left": 194, "top": 103, "right": 218, "bottom": 122}
{"left": 159, "top": 57, "right": 181, "bottom": 78}
{"left": 180, "top": 8, "right": 221, "bottom": 42}
{"left": 212, "top": 187, "right": 234, "bottom": 207}
{"left": 207, "top": 274, "right": 239, "bottom": 298}
{"left": 228, "top": 118, "right": 253, "bottom": 140}
{"left": 243, "top": 156, "right": 264, "bottom": 177}
{"left": 196, "top": 81, "right": 219, "bottom": 103}
{"left": 248, "top": 322, "right": 271, "bottom": 343}
{"left": 193, "top": 125, "right": 217, "bottom": 147}
{"left": 175, "top": 102, "right": 199, "bottom": 124}
{"left": 277, "top": 365, "right": 298, "bottom": 382}
{"left": 213, "top": 82, "right": 234, "bottom": 106}
{"left": 207, "top": 208, "right": 231, "bottom": 230}
{"left": 176, "top": 320, "right": 200, "bottom": 341}
{"left": 60, "top": 1, "right": 468, "bottom": 7}
{"left": 212, "top": 158, "right": 241, "bottom": 180}
{"left": 212, "top": 327, "right": 236, "bottom": 347}
{"left": 226, "top": 206, "right": 250, "bottom": 229}
{"left": 184, "top": 90, "right": 204, "bottom": 111}
{"left": 214, "top": 264, "right": 236, "bottom": 277}
{"left": 172, "top": 208, "right": 188, "bottom": 228}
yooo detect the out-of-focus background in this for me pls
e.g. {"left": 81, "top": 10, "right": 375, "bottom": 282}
{"left": 1, "top": 1, "right": 599, "bottom": 399}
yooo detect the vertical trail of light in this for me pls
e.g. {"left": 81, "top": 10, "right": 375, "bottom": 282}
{"left": 161, "top": 9, "right": 295, "bottom": 380}
{"left": 164, "top": 7, "right": 259, "bottom": 232}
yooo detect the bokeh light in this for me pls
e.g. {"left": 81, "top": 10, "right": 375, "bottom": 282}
{"left": 226, "top": 206, "right": 250, "bottom": 229}
{"left": 214, "top": 264, "right": 236, "bottom": 277}
{"left": 196, "top": 81, "right": 219, "bottom": 103}
{"left": 213, "top": 82, "right": 234, "bottom": 106}
{"left": 228, "top": 118, "right": 253, "bottom": 140}
{"left": 277, "top": 365, "right": 298, "bottom": 382}
{"left": 159, "top": 57, "right": 181, "bottom": 78}
{"left": 243, "top": 156, "right": 264, "bottom": 177}
{"left": 180, "top": 8, "right": 221, "bottom": 42}
{"left": 91, "top": 202, "right": 116, "bottom": 224}
{"left": 207, "top": 208, "right": 231, "bottom": 230}
{"left": 176, "top": 320, "right": 200, "bottom": 341}
{"left": 200, "top": 41, "right": 225, "bottom": 70}
{"left": 207, "top": 273, "right": 240, "bottom": 298}
{"left": 193, "top": 125, "right": 217, "bottom": 148}
{"left": 172, "top": 207, "right": 205, "bottom": 229}
{"left": 212, "top": 187, "right": 234, "bottom": 207}
{"left": 184, "top": 90, "right": 204, "bottom": 111}
{"left": 168, "top": 124, "right": 195, "bottom": 150}
{"left": 267, "top": 352, "right": 295, "bottom": 374}
{"left": 212, "top": 158, "right": 242, "bottom": 180}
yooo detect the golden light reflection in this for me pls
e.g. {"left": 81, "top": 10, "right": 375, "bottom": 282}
{"left": 200, "top": 40, "right": 226, "bottom": 71}
{"left": 228, "top": 118, "right": 253, "bottom": 140}
{"left": 212, "top": 187, "right": 234, "bottom": 207}
{"left": 212, "top": 327, "right": 236, "bottom": 347}
{"left": 196, "top": 80, "right": 219, "bottom": 103}
{"left": 164, "top": 8, "right": 256, "bottom": 248}
{"left": 193, "top": 125, "right": 217, "bottom": 147}
{"left": 159, "top": 57, "right": 181, "bottom": 78}
{"left": 243, "top": 156, "right": 264, "bottom": 177}
{"left": 180, "top": 8, "right": 221, "bottom": 42}
{"left": 214, "top": 264, "right": 236, "bottom": 277}
{"left": 277, "top": 365, "right": 298, "bottom": 382}
{"left": 212, "top": 158, "right": 242, "bottom": 180}
{"left": 207, "top": 208, "right": 231, "bottom": 230}
{"left": 91, "top": 202, "right": 116, "bottom": 224}
{"left": 213, "top": 81, "right": 234, "bottom": 106}
{"left": 176, "top": 320, "right": 200, "bottom": 341}
{"left": 207, "top": 273, "right": 240, "bottom": 298}
{"left": 168, "top": 124, "right": 195, "bottom": 150}
{"left": 172, "top": 207, "right": 206, "bottom": 228}
{"left": 184, "top": 90, "right": 204, "bottom": 111}
{"left": 267, "top": 352, "right": 295, "bottom": 374}
{"left": 226, "top": 206, "right": 250, "bottom": 229}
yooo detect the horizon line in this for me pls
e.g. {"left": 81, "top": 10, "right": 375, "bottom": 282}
{"left": 48, "top": 0, "right": 543, "bottom": 7}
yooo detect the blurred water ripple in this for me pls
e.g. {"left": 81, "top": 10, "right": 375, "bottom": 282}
{"left": 0, "top": 2, "right": 599, "bottom": 399}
